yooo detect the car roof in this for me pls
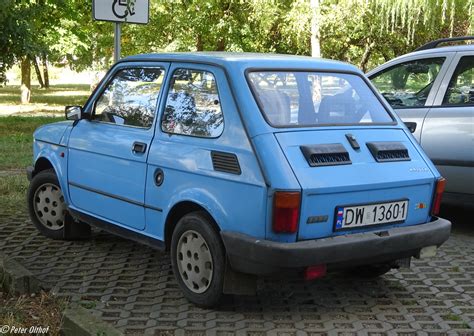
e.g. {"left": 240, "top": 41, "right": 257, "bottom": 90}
{"left": 367, "top": 44, "right": 473, "bottom": 76}
{"left": 393, "top": 44, "right": 473, "bottom": 60}
{"left": 120, "top": 52, "right": 362, "bottom": 74}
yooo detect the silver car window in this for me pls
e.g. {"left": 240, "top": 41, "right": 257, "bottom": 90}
{"left": 371, "top": 58, "right": 445, "bottom": 108}
{"left": 442, "top": 56, "right": 474, "bottom": 106}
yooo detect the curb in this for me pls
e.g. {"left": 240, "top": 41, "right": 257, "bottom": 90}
{"left": 0, "top": 253, "right": 123, "bottom": 336}
{"left": 0, "top": 253, "right": 41, "bottom": 294}
{"left": 62, "top": 304, "right": 124, "bottom": 336}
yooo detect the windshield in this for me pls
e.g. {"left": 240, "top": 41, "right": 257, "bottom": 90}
{"left": 247, "top": 71, "right": 394, "bottom": 127}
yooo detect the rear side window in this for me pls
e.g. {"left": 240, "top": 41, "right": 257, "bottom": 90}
{"left": 248, "top": 71, "right": 393, "bottom": 127}
{"left": 161, "top": 68, "right": 224, "bottom": 138}
{"left": 370, "top": 58, "right": 445, "bottom": 108}
{"left": 443, "top": 56, "right": 474, "bottom": 106}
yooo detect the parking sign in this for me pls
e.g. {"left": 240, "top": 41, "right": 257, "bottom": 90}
{"left": 93, "top": 0, "right": 149, "bottom": 24}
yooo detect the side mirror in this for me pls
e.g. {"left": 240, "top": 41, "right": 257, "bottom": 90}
{"left": 65, "top": 106, "right": 84, "bottom": 121}
{"left": 404, "top": 121, "right": 417, "bottom": 133}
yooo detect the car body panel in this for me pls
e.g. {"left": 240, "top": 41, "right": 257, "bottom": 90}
{"left": 422, "top": 51, "right": 474, "bottom": 195}
{"left": 274, "top": 127, "right": 435, "bottom": 240}
{"left": 368, "top": 47, "right": 474, "bottom": 201}
{"left": 33, "top": 121, "right": 73, "bottom": 145}
{"left": 67, "top": 61, "right": 170, "bottom": 230}
{"left": 421, "top": 106, "right": 474, "bottom": 194}
{"left": 32, "top": 140, "right": 70, "bottom": 203}
{"left": 145, "top": 62, "right": 267, "bottom": 239}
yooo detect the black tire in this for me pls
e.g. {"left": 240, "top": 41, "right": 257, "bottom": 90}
{"left": 170, "top": 211, "right": 225, "bottom": 307}
{"left": 27, "top": 169, "right": 70, "bottom": 240}
{"left": 352, "top": 263, "right": 393, "bottom": 278}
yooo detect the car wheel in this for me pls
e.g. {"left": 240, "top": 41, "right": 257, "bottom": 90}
{"left": 170, "top": 211, "right": 225, "bottom": 307}
{"left": 28, "top": 169, "right": 70, "bottom": 240}
{"left": 352, "top": 263, "right": 393, "bottom": 278}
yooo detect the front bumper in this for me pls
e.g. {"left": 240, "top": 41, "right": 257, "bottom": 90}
{"left": 221, "top": 217, "right": 451, "bottom": 275}
{"left": 26, "top": 166, "right": 35, "bottom": 181}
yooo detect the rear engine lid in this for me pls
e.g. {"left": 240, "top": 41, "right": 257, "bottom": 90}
{"left": 275, "top": 128, "right": 436, "bottom": 240}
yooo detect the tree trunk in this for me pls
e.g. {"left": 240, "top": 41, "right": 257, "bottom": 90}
{"left": 42, "top": 55, "right": 50, "bottom": 88}
{"left": 196, "top": 34, "right": 203, "bottom": 51}
{"left": 20, "top": 57, "right": 31, "bottom": 104}
{"left": 216, "top": 38, "right": 225, "bottom": 51}
{"left": 359, "top": 41, "right": 375, "bottom": 72}
{"left": 381, "top": 50, "right": 392, "bottom": 62}
{"left": 310, "top": 0, "right": 321, "bottom": 57}
{"left": 32, "top": 57, "right": 45, "bottom": 88}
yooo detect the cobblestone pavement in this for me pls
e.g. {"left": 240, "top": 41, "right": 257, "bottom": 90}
{"left": 1, "top": 206, "right": 473, "bottom": 335}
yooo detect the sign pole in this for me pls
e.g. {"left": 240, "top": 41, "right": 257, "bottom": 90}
{"left": 114, "top": 22, "right": 121, "bottom": 63}
{"left": 93, "top": 0, "right": 149, "bottom": 62}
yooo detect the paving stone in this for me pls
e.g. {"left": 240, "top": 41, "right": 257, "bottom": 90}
{"left": 1, "top": 207, "right": 473, "bottom": 334}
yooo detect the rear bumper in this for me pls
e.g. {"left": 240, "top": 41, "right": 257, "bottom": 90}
{"left": 221, "top": 217, "right": 451, "bottom": 275}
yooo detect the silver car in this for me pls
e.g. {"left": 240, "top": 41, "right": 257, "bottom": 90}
{"left": 367, "top": 37, "right": 474, "bottom": 205}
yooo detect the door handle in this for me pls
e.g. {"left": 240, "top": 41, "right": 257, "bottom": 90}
{"left": 404, "top": 122, "right": 417, "bottom": 133}
{"left": 132, "top": 142, "right": 147, "bottom": 154}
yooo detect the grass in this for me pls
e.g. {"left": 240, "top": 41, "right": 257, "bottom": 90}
{"left": 0, "top": 84, "right": 85, "bottom": 170}
{"left": 0, "top": 116, "right": 63, "bottom": 170}
{"left": 0, "top": 84, "right": 90, "bottom": 115}
{"left": 444, "top": 314, "right": 463, "bottom": 321}
{"left": 0, "top": 85, "right": 86, "bottom": 334}
{"left": 0, "top": 291, "right": 66, "bottom": 336}
{"left": 0, "top": 175, "right": 28, "bottom": 209}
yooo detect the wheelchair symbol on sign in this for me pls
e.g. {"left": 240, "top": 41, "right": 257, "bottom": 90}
{"left": 112, "top": 0, "right": 135, "bottom": 19}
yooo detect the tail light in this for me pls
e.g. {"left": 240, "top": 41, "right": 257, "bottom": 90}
{"left": 431, "top": 177, "right": 446, "bottom": 216}
{"left": 272, "top": 191, "right": 301, "bottom": 233}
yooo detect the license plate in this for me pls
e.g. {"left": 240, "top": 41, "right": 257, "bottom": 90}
{"left": 335, "top": 200, "right": 408, "bottom": 230}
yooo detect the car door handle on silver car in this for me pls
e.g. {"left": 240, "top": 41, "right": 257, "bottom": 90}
{"left": 132, "top": 142, "right": 147, "bottom": 154}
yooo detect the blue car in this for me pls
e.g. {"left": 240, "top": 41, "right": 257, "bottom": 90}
{"left": 27, "top": 53, "right": 451, "bottom": 307}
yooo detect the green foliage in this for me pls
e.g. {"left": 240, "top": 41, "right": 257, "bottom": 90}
{"left": 318, "top": 0, "right": 472, "bottom": 71}
{"left": 1, "top": 0, "right": 472, "bottom": 78}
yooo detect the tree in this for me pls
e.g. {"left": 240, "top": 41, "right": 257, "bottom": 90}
{"left": 317, "top": 0, "right": 472, "bottom": 71}
{"left": 0, "top": 0, "right": 90, "bottom": 101}
{"left": 2, "top": 0, "right": 472, "bottom": 100}
{"left": 0, "top": 0, "right": 28, "bottom": 87}
{"left": 310, "top": 0, "right": 321, "bottom": 57}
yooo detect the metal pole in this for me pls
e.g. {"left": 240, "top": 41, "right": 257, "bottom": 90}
{"left": 114, "top": 22, "right": 121, "bottom": 63}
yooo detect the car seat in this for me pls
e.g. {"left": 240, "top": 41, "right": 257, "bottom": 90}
{"left": 258, "top": 90, "right": 291, "bottom": 125}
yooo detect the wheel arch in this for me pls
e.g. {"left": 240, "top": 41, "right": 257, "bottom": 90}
{"left": 164, "top": 201, "right": 221, "bottom": 251}
{"left": 34, "top": 157, "right": 54, "bottom": 175}
{"left": 32, "top": 148, "right": 69, "bottom": 204}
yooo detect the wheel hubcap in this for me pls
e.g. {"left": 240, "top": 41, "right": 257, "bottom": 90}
{"left": 33, "top": 183, "right": 66, "bottom": 230}
{"left": 176, "top": 230, "right": 213, "bottom": 293}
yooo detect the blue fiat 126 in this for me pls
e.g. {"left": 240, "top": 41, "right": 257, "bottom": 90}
{"left": 27, "top": 53, "right": 451, "bottom": 307}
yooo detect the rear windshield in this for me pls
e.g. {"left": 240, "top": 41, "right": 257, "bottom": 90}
{"left": 247, "top": 71, "right": 394, "bottom": 127}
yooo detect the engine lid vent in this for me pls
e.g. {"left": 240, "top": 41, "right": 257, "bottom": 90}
{"left": 300, "top": 143, "right": 351, "bottom": 167}
{"left": 367, "top": 142, "right": 410, "bottom": 162}
{"left": 211, "top": 151, "right": 241, "bottom": 175}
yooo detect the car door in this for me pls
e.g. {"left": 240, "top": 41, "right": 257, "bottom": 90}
{"left": 369, "top": 54, "right": 454, "bottom": 142}
{"left": 67, "top": 62, "right": 170, "bottom": 230}
{"left": 421, "top": 52, "right": 474, "bottom": 195}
